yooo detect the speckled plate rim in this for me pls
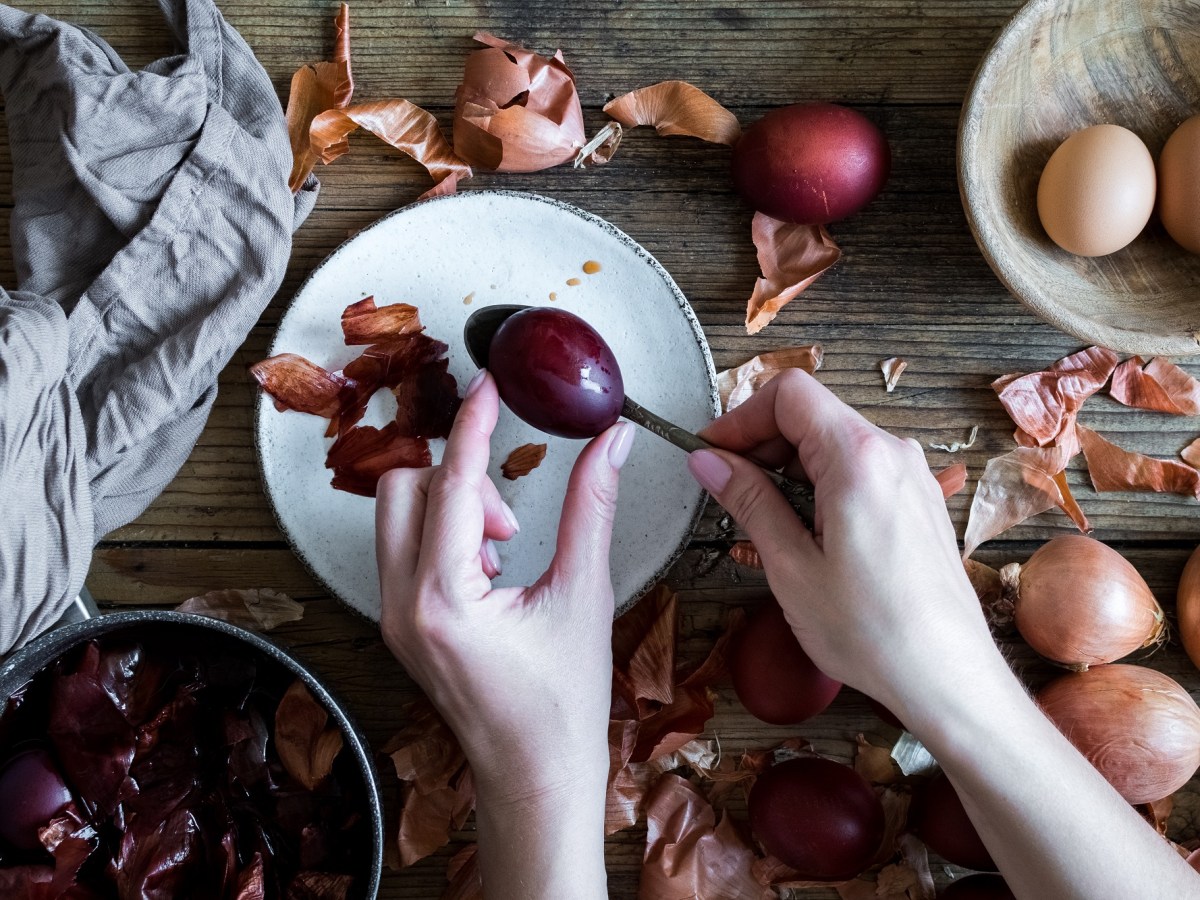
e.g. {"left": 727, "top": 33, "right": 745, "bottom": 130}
{"left": 957, "top": 0, "right": 1200, "bottom": 357}
{"left": 254, "top": 189, "right": 720, "bottom": 621}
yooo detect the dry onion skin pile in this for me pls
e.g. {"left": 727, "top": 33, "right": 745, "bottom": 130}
{"left": 1037, "top": 664, "right": 1200, "bottom": 805}
{"left": 994, "top": 535, "right": 1165, "bottom": 670}
{"left": 964, "top": 346, "right": 1200, "bottom": 556}
{"left": 251, "top": 297, "right": 461, "bottom": 497}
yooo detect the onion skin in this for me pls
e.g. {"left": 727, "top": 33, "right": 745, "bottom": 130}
{"left": 1036, "top": 664, "right": 1200, "bottom": 804}
{"left": 1176, "top": 543, "right": 1200, "bottom": 671}
{"left": 731, "top": 103, "right": 890, "bottom": 225}
{"left": 1009, "top": 535, "right": 1164, "bottom": 670}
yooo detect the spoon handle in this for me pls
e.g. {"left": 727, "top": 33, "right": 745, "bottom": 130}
{"left": 620, "top": 397, "right": 816, "bottom": 527}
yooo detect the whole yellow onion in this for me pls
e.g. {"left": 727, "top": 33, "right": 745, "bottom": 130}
{"left": 1037, "top": 664, "right": 1200, "bottom": 804}
{"left": 1001, "top": 535, "right": 1164, "bottom": 670}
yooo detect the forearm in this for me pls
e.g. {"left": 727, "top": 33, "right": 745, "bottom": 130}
{"left": 893, "top": 642, "right": 1197, "bottom": 900}
{"left": 473, "top": 772, "right": 609, "bottom": 900}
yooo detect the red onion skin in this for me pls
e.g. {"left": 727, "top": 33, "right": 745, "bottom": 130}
{"left": 1012, "top": 535, "right": 1163, "bottom": 670}
{"left": 748, "top": 757, "right": 884, "bottom": 881}
{"left": 1037, "top": 664, "right": 1200, "bottom": 804}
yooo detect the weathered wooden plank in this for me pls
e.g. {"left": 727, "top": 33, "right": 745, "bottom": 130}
{"left": 10, "top": 1, "right": 1024, "bottom": 107}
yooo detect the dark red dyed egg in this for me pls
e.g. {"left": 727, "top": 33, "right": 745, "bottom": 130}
{"left": 731, "top": 102, "right": 891, "bottom": 225}
{"left": 748, "top": 756, "right": 884, "bottom": 880}
{"left": 488, "top": 308, "right": 624, "bottom": 439}
{"left": 730, "top": 600, "right": 841, "bottom": 725}
{"left": 0, "top": 748, "right": 73, "bottom": 851}
{"left": 913, "top": 771, "right": 996, "bottom": 871}
{"left": 941, "top": 874, "right": 1016, "bottom": 899}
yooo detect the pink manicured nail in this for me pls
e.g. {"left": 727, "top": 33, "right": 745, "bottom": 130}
{"left": 608, "top": 422, "right": 635, "bottom": 470}
{"left": 483, "top": 539, "right": 502, "bottom": 576}
{"left": 688, "top": 450, "right": 732, "bottom": 494}
{"left": 465, "top": 369, "right": 487, "bottom": 397}
{"left": 500, "top": 500, "right": 520, "bottom": 533}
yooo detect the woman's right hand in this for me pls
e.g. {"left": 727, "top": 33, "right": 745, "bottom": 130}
{"left": 687, "top": 368, "right": 993, "bottom": 717}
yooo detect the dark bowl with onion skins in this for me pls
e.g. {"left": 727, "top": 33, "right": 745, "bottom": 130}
{"left": 0, "top": 610, "right": 384, "bottom": 898}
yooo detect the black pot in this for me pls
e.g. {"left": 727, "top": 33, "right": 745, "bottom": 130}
{"left": 0, "top": 609, "right": 384, "bottom": 898}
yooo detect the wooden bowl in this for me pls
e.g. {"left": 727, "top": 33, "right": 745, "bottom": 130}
{"left": 959, "top": 0, "right": 1200, "bottom": 356}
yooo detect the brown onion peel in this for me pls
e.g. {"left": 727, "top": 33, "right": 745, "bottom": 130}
{"left": 310, "top": 100, "right": 471, "bottom": 199}
{"left": 880, "top": 357, "right": 907, "bottom": 393}
{"left": 452, "top": 32, "right": 610, "bottom": 173}
{"left": 1110, "top": 356, "right": 1200, "bottom": 416}
{"left": 716, "top": 344, "right": 824, "bottom": 412}
{"left": 935, "top": 463, "right": 967, "bottom": 499}
{"left": 961, "top": 440, "right": 1087, "bottom": 559}
{"left": 285, "top": 3, "right": 353, "bottom": 192}
{"left": 603, "top": 81, "right": 742, "bottom": 145}
{"left": 745, "top": 214, "right": 841, "bottom": 334}
{"left": 1000, "top": 535, "right": 1165, "bottom": 670}
{"left": 992, "top": 346, "right": 1119, "bottom": 446}
{"left": 1036, "top": 664, "right": 1200, "bottom": 804}
{"left": 1077, "top": 424, "right": 1200, "bottom": 499}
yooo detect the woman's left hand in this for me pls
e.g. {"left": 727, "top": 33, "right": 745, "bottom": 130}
{"left": 375, "top": 370, "right": 631, "bottom": 898}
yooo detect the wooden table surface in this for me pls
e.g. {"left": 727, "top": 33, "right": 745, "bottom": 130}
{"left": 8, "top": 1, "right": 1200, "bottom": 897}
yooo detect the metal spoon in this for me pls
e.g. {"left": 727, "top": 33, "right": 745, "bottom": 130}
{"left": 463, "top": 304, "right": 815, "bottom": 526}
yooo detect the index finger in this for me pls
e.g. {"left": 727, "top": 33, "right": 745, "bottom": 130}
{"left": 419, "top": 370, "right": 500, "bottom": 577}
{"left": 699, "top": 369, "right": 874, "bottom": 486}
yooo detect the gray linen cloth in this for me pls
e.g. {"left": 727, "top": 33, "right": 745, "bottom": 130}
{"left": 0, "top": 0, "right": 317, "bottom": 652}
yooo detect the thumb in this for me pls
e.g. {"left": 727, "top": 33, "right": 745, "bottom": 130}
{"left": 548, "top": 422, "right": 636, "bottom": 592}
{"left": 687, "top": 448, "right": 817, "bottom": 570}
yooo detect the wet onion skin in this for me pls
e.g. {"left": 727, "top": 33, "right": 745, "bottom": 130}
{"left": 1037, "top": 664, "right": 1200, "bottom": 804}
{"left": 488, "top": 308, "right": 624, "bottom": 439}
{"left": 0, "top": 748, "right": 74, "bottom": 851}
{"left": 730, "top": 600, "right": 842, "bottom": 725}
{"left": 748, "top": 756, "right": 884, "bottom": 880}
{"left": 912, "top": 771, "right": 996, "bottom": 871}
{"left": 941, "top": 874, "right": 1016, "bottom": 899}
{"left": 1009, "top": 535, "right": 1164, "bottom": 669}
{"left": 731, "top": 103, "right": 891, "bottom": 225}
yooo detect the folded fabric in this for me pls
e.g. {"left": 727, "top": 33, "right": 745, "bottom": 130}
{"left": 0, "top": 0, "right": 317, "bottom": 652}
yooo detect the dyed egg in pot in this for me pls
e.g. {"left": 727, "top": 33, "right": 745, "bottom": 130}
{"left": 1158, "top": 114, "right": 1200, "bottom": 254}
{"left": 1036, "top": 124, "right": 1156, "bottom": 257}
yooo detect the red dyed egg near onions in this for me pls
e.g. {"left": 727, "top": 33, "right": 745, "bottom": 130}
{"left": 1003, "top": 535, "right": 1164, "bottom": 670}
{"left": 731, "top": 102, "right": 890, "bottom": 225}
{"left": 1036, "top": 664, "right": 1200, "bottom": 805}
{"left": 912, "top": 771, "right": 995, "bottom": 871}
{"left": 730, "top": 600, "right": 841, "bottom": 725}
{"left": 748, "top": 756, "right": 883, "bottom": 881}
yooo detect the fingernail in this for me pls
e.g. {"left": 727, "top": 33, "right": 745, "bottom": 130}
{"left": 465, "top": 369, "right": 487, "bottom": 397}
{"left": 500, "top": 500, "right": 520, "bottom": 533}
{"left": 484, "top": 539, "right": 502, "bottom": 576}
{"left": 608, "top": 422, "right": 635, "bottom": 470}
{"left": 688, "top": 449, "right": 732, "bottom": 494}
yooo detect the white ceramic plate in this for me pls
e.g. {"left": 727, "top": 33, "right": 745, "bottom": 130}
{"left": 257, "top": 191, "right": 719, "bottom": 620}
